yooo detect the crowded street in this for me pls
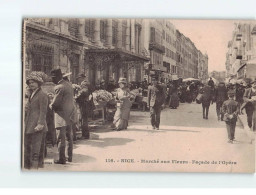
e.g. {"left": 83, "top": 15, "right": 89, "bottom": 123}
{"left": 43, "top": 102, "right": 254, "bottom": 172}
{"left": 22, "top": 19, "right": 256, "bottom": 173}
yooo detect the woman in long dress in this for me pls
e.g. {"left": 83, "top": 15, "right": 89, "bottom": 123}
{"left": 113, "top": 78, "right": 134, "bottom": 131}
{"left": 169, "top": 83, "right": 179, "bottom": 109}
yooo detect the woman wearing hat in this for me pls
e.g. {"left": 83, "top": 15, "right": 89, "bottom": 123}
{"left": 24, "top": 71, "right": 48, "bottom": 169}
{"left": 113, "top": 78, "right": 134, "bottom": 131}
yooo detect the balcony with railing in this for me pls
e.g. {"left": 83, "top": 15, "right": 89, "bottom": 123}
{"left": 149, "top": 42, "right": 165, "bottom": 53}
{"left": 236, "top": 49, "right": 243, "bottom": 59}
{"left": 236, "top": 33, "right": 242, "bottom": 41}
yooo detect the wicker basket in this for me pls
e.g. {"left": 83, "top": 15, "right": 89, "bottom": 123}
{"left": 95, "top": 100, "right": 107, "bottom": 109}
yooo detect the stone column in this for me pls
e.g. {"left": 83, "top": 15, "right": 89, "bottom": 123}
{"left": 117, "top": 19, "right": 122, "bottom": 49}
{"left": 130, "top": 19, "right": 135, "bottom": 53}
{"left": 125, "top": 19, "right": 131, "bottom": 51}
{"left": 53, "top": 19, "right": 60, "bottom": 32}
{"left": 60, "top": 19, "right": 69, "bottom": 35}
{"left": 77, "top": 19, "right": 86, "bottom": 41}
{"left": 93, "top": 19, "right": 101, "bottom": 46}
{"left": 106, "top": 19, "right": 113, "bottom": 48}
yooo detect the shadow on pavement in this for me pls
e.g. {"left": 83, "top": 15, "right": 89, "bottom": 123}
{"left": 79, "top": 137, "right": 134, "bottom": 148}
{"left": 127, "top": 128, "right": 199, "bottom": 133}
{"left": 71, "top": 154, "right": 96, "bottom": 163}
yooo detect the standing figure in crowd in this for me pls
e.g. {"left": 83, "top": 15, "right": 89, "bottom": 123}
{"left": 113, "top": 78, "right": 134, "bottom": 131}
{"left": 235, "top": 82, "right": 245, "bottom": 114}
{"left": 62, "top": 72, "right": 79, "bottom": 141}
{"left": 222, "top": 90, "right": 239, "bottom": 143}
{"left": 215, "top": 82, "right": 228, "bottom": 121}
{"left": 201, "top": 81, "right": 214, "bottom": 119}
{"left": 185, "top": 81, "right": 193, "bottom": 103}
{"left": 169, "top": 81, "right": 179, "bottom": 109}
{"left": 106, "top": 77, "right": 116, "bottom": 92}
{"left": 148, "top": 76, "right": 166, "bottom": 130}
{"left": 50, "top": 69, "right": 75, "bottom": 164}
{"left": 24, "top": 72, "right": 48, "bottom": 169}
{"left": 208, "top": 77, "right": 215, "bottom": 88}
{"left": 75, "top": 73, "right": 91, "bottom": 139}
{"left": 243, "top": 79, "right": 256, "bottom": 131}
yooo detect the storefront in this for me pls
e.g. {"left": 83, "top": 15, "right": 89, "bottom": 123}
{"left": 84, "top": 48, "right": 150, "bottom": 86}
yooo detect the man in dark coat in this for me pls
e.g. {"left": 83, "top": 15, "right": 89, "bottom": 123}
{"left": 243, "top": 79, "right": 256, "bottom": 129}
{"left": 147, "top": 76, "right": 166, "bottom": 130}
{"left": 208, "top": 77, "right": 215, "bottom": 88}
{"left": 215, "top": 82, "right": 228, "bottom": 121}
{"left": 50, "top": 69, "right": 75, "bottom": 164}
{"left": 75, "top": 73, "right": 91, "bottom": 139}
{"left": 202, "top": 82, "right": 214, "bottom": 119}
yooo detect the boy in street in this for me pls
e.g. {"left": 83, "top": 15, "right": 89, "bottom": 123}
{"left": 222, "top": 90, "right": 240, "bottom": 144}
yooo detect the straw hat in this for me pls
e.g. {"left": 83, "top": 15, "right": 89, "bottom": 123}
{"left": 26, "top": 71, "right": 46, "bottom": 85}
{"left": 118, "top": 77, "right": 127, "bottom": 84}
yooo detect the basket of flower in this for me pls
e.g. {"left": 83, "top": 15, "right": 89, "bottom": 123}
{"left": 92, "top": 90, "right": 113, "bottom": 108}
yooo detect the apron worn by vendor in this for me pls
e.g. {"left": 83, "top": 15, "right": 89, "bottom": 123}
{"left": 113, "top": 88, "right": 132, "bottom": 130}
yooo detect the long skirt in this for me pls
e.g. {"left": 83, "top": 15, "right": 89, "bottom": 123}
{"left": 113, "top": 107, "right": 130, "bottom": 130}
{"left": 169, "top": 93, "right": 179, "bottom": 108}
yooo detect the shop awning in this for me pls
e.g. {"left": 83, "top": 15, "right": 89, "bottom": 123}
{"left": 237, "top": 58, "right": 256, "bottom": 72}
{"left": 86, "top": 48, "right": 150, "bottom": 62}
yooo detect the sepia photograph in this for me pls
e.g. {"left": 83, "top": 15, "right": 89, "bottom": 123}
{"left": 22, "top": 18, "right": 256, "bottom": 172}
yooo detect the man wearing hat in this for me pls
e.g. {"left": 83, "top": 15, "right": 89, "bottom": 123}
{"left": 243, "top": 79, "right": 256, "bottom": 130}
{"left": 75, "top": 73, "right": 91, "bottom": 139}
{"left": 50, "top": 69, "right": 75, "bottom": 164}
{"left": 222, "top": 90, "right": 240, "bottom": 143}
{"left": 147, "top": 76, "right": 166, "bottom": 130}
{"left": 106, "top": 77, "right": 116, "bottom": 92}
{"left": 215, "top": 81, "right": 228, "bottom": 121}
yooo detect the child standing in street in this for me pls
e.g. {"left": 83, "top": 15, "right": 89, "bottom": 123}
{"left": 222, "top": 90, "right": 240, "bottom": 144}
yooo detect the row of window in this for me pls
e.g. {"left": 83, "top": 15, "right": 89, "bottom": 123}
{"left": 171, "top": 65, "right": 177, "bottom": 74}
{"left": 152, "top": 51, "right": 163, "bottom": 66}
{"left": 150, "top": 27, "right": 162, "bottom": 45}
{"left": 165, "top": 48, "right": 176, "bottom": 61}
{"left": 163, "top": 30, "right": 176, "bottom": 47}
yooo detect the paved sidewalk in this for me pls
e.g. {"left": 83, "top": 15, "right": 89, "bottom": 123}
{"left": 238, "top": 114, "right": 255, "bottom": 143}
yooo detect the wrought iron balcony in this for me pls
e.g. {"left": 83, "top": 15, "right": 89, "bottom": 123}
{"left": 149, "top": 41, "right": 165, "bottom": 54}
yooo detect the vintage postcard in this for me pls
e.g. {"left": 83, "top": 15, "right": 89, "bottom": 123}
{"left": 22, "top": 18, "right": 255, "bottom": 172}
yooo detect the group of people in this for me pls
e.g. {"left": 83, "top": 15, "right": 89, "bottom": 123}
{"left": 24, "top": 69, "right": 140, "bottom": 169}
{"left": 198, "top": 78, "right": 256, "bottom": 143}
{"left": 24, "top": 69, "right": 256, "bottom": 169}
{"left": 24, "top": 69, "right": 93, "bottom": 169}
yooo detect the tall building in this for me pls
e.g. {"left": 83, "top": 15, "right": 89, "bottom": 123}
{"left": 23, "top": 18, "right": 208, "bottom": 84}
{"left": 162, "top": 20, "right": 177, "bottom": 80}
{"left": 176, "top": 30, "right": 208, "bottom": 80}
{"left": 141, "top": 19, "right": 166, "bottom": 82}
{"left": 198, "top": 51, "right": 208, "bottom": 81}
{"left": 226, "top": 22, "right": 256, "bottom": 80}
{"left": 23, "top": 18, "right": 150, "bottom": 85}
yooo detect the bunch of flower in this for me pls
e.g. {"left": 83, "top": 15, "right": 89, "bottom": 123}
{"left": 92, "top": 90, "right": 114, "bottom": 104}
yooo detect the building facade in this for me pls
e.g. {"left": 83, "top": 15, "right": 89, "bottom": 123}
{"left": 23, "top": 18, "right": 208, "bottom": 84}
{"left": 176, "top": 30, "right": 207, "bottom": 80}
{"left": 198, "top": 50, "right": 208, "bottom": 81}
{"left": 23, "top": 18, "right": 149, "bottom": 85}
{"left": 162, "top": 20, "right": 177, "bottom": 80}
{"left": 226, "top": 22, "right": 256, "bottom": 80}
